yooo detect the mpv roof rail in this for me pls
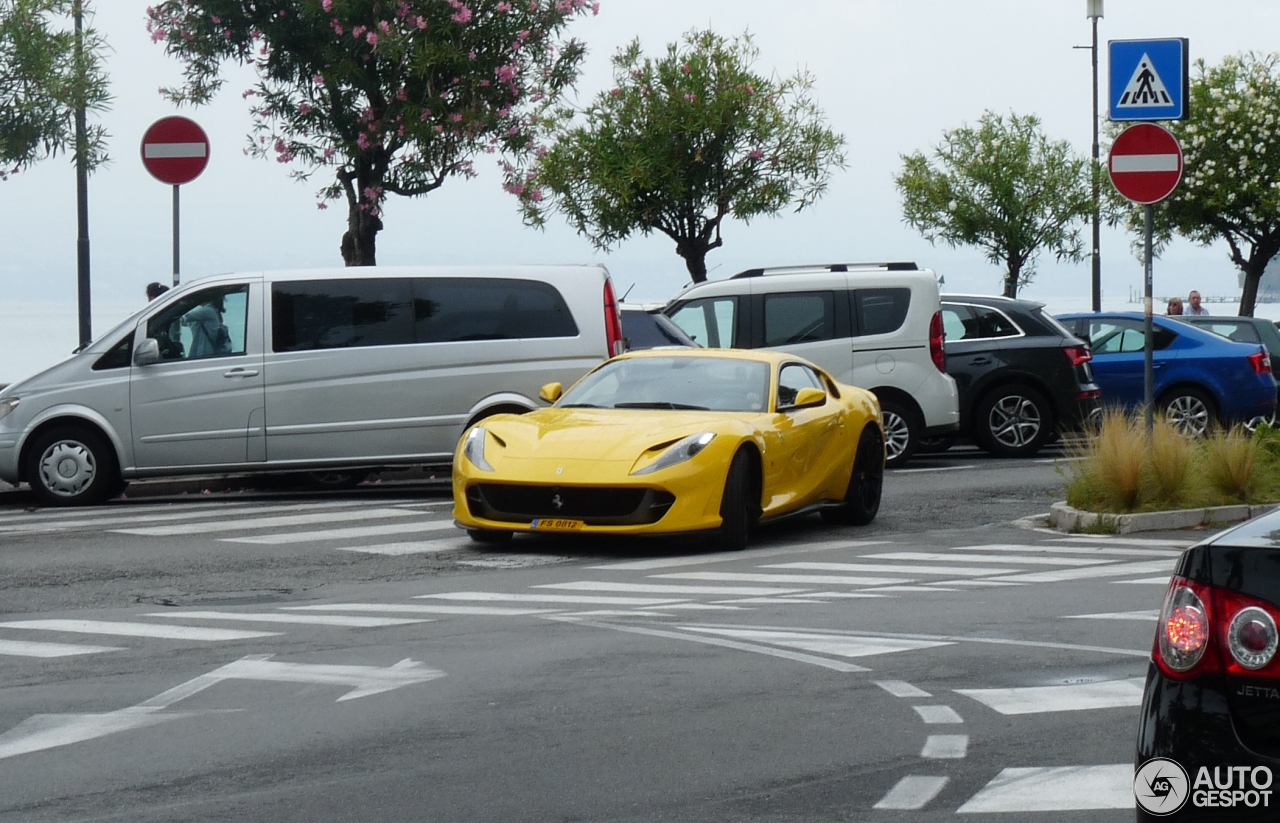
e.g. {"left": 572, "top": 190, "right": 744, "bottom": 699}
{"left": 730, "top": 262, "right": 919, "bottom": 279}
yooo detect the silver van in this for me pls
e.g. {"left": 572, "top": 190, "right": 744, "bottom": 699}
{"left": 0, "top": 265, "right": 625, "bottom": 506}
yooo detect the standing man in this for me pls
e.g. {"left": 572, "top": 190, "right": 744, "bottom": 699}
{"left": 1186, "top": 290, "right": 1209, "bottom": 315}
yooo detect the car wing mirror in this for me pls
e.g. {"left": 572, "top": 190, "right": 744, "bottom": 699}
{"left": 539, "top": 382, "right": 563, "bottom": 403}
{"left": 785, "top": 387, "right": 827, "bottom": 411}
{"left": 133, "top": 337, "right": 161, "bottom": 366}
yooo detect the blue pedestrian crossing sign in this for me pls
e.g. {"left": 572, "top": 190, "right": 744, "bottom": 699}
{"left": 1108, "top": 39, "right": 1189, "bottom": 121}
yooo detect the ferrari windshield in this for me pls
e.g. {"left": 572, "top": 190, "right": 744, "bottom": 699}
{"left": 560, "top": 356, "right": 771, "bottom": 412}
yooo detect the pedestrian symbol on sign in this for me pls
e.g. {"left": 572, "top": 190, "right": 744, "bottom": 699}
{"left": 1117, "top": 55, "right": 1173, "bottom": 108}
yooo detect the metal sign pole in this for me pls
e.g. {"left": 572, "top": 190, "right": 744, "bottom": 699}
{"left": 1144, "top": 204, "right": 1155, "bottom": 432}
{"left": 172, "top": 184, "right": 180, "bottom": 287}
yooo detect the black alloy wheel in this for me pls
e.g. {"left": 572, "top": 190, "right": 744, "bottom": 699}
{"left": 23, "top": 425, "right": 123, "bottom": 507}
{"left": 822, "top": 425, "right": 884, "bottom": 526}
{"left": 974, "top": 384, "right": 1053, "bottom": 457}
{"left": 713, "top": 450, "right": 758, "bottom": 552}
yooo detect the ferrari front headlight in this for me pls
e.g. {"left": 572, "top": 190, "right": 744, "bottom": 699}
{"left": 462, "top": 426, "right": 494, "bottom": 471}
{"left": 0, "top": 397, "right": 19, "bottom": 423}
{"left": 631, "top": 432, "right": 716, "bottom": 476}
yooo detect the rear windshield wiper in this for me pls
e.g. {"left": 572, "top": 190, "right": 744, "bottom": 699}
{"left": 613, "top": 402, "right": 710, "bottom": 411}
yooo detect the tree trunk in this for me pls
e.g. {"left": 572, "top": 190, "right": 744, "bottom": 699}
{"left": 677, "top": 238, "right": 709, "bottom": 284}
{"left": 1003, "top": 264, "right": 1019, "bottom": 299}
{"left": 341, "top": 206, "right": 382, "bottom": 267}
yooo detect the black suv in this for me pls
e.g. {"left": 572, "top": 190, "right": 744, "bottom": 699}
{"left": 936, "top": 295, "right": 1100, "bottom": 457}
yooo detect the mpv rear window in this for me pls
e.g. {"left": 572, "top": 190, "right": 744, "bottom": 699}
{"left": 855, "top": 288, "right": 910, "bottom": 336}
{"left": 272, "top": 277, "right": 577, "bottom": 351}
{"left": 764, "top": 292, "right": 835, "bottom": 346}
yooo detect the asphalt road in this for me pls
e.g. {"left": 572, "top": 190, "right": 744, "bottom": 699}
{"left": 0, "top": 445, "right": 1199, "bottom": 821}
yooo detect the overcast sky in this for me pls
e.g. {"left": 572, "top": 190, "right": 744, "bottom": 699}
{"left": 3, "top": 0, "right": 1280, "bottom": 382}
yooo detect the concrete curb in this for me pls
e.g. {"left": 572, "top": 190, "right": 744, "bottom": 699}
{"left": 1048, "top": 501, "right": 1279, "bottom": 535}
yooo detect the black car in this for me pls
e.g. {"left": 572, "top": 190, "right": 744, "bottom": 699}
{"left": 1136, "top": 509, "right": 1280, "bottom": 821}
{"left": 935, "top": 295, "right": 1100, "bottom": 457}
{"left": 620, "top": 303, "right": 698, "bottom": 350}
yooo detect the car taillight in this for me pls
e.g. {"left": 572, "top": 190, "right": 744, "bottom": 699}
{"left": 1153, "top": 575, "right": 1280, "bottom": 679}
{"left": 928, "top": 311, "right": 946, "bottom": 373}
{"left": 1064, "top": 346, "right": 1092, "bottom": 367}
{"left": 1248, "top": 349, "right": 1272, "bottom": 375}
{"left": 603, "top": 279, "right": 625, "bottom": 357}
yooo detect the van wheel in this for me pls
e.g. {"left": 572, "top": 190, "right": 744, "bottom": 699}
{"left": 713, "top": 451, "right": 758, "bottom": 552}
{"left": 468, "top": 529, "right": 513, "bottom": 544}
{"left": 822, "top": 426, "right": 884, "bottom": 526}
{"left": 879, "top": 400, "right": 919, "bottom": 469}
{"left": 23, "top": 426, "right": 121, "bottom": 507}
{"left": 974, "top": 384, "right": 1053, "bottom": 457}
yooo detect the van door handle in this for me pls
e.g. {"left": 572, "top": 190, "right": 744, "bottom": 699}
{"left": 967, "top": 356, "right": 993, "bottom": 366}
{"left": 224, "top": 368, "right": 259, "bottom": 378}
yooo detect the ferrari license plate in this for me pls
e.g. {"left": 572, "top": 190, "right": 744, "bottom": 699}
{"left": 531, "top": 518, "right": 584, "bottom": 532}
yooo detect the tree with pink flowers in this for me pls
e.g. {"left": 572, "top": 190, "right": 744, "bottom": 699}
{"left": 509, "top": 30, "right": 845, "bottom": 283}
{"left": 147, "top": 0, "right": 597, "bottom": 265}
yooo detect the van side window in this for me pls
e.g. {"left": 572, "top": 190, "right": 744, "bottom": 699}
{"left": 764, "top": 292, "right": 835, "bottom": 346}
{"left": 854, "top": 288, "right": 911, "bottom": 336}
{"left": 92, "top": 331, "right": 134, "bottom": 370}
{"left": 413, "top": 278, "right": 578, "bottom": 342}
{"left": 273, "top": 279, "right": 413, "bottom": 351}
{"left": 668, "top": 298, "right": 737, "bottom": 348}
{"left": 148, "top": 284, "right": 249, "bottom": 361}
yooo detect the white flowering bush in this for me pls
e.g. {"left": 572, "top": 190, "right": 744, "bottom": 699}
{"left": 148, "top": 0, "right": 597, "bottom": 265}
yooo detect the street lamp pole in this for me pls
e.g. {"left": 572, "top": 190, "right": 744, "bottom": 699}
{"left": 1088, "top": 0, "right": 1103, "bottom": 312}
{"left": 72, "top": 0, "right": 92, "bottom": 349}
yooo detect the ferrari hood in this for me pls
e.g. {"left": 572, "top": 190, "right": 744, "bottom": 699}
{"left": 481, "top": 408, "right": 753, "bottom": 461}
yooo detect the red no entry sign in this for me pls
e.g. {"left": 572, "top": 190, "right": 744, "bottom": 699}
{"left": 140, "top": 116, "right": 210, "bottom": 186}
{"left": 1108, "top": 123, "right": 1183, "bottom": 205}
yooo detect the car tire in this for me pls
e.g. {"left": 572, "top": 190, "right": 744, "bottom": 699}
{"left": 23, "top": 425, "right": 122, "bottom": 507}
{"left": 974, "top": 384, "right": 1054, "bottom": 458}
{"left": 879, "top": 400, "right": 919, "bottom": 469}
{"left": 468, "top": 529, "right": 513, "bottom": 544}
{"left": 822, "top": 425, "right": 884, "bottom": 526}
{"left": 713, "top": 450, "right": 758, "bottom": 552}
{"left": 1160, "top": 387, "right": 1217, "bottom": 436}
{"left": 916, "top": 436, "right": 954, "bottom": 453}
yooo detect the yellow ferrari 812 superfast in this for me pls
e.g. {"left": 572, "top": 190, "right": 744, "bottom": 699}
{"left": 453, "top": 349, "right": 884, "bottom": 551}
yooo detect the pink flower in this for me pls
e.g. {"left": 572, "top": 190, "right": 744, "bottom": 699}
{"left": 357, "top": 133, "right": 370, "bottom": 149}
{"left": 591, "top": 2, "right": 599, "bottom": 14}
{"left": 495, "top": 64, "right": 517, "bottom": 83}
{"left": 609, "top": 88, "right": 621, "bottom": 97}
{"left": 681, "top": 63, "right": 691, "bottom": 74}
{"left": 503, "top": 182, "right": 525, "bottom": 196}
{"left": 496, "top": 1, "right": 512, "bottom": 9}
{"left": 684, "top": 93, "right": 696, "bottom": 101}
{"left": 529, "top": 189, "right": 544, "bottom": 202}
{"left": 451, "top": 7, "right": 472, "bottom": 23}
{"left": 352, "top": 25, "right": 366, "bottom": 37}
{"left": 378, "top": 20, "right": 391, "bottom": 33}
{"left": 366, "top": 32, "right": 378, "bottom": 45}
{"left": 313, "top": 74, "right": 325, "bottom": 85}
{"left": 321, "top": 0, "right": 332, "bottom": 10}
{"left": 298, "top": 102, "right": 313, "bottom": 115}
{"left": 748, "top": 149, "right": 764, "bottom": 160}
{"left": 396, "top": 87, "right": 408, "bottom": 101}
{"left": 450, "top": 112, "right": 463, "bottom": 122}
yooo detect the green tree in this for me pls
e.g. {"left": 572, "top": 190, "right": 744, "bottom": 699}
{"left": 0, "top": 0, "right": 109, "bottom": 180}
{"left": 1109, "top": 53, "right": 1280, "bottom": 317}
{"left": 147, "top": 0, "right": 596, "bottom": 266}
{"left": 509, "top": 29, "right": 845, "bottom": 284}
{"left": 896, "top": 111, "right": 1092, "bottom": 298}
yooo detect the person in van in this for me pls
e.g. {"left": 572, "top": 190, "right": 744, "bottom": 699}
{"left": 182, "top": 294, "right": 231, "bottom": 358}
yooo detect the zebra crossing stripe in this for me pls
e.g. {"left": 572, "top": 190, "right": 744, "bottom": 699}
{"left": 921, "top": 734, "right": 968, "bottom": 759}
{"left": 957, "top": 542, "right": 1183, "bottom": 558}
{"left": 224, "top": 519, "right": 456, "bottom": 545}
{"left": 1064, "top": 610, "right": 1159, "bottom": 621}
{"left": 653, "top": 571, "right": 912, "bottom": 586}
{"left": 415, "top": 592, "right": 689, "bottom": 606}
{"left": 956, "top": 678, "right": 1145, "bottom": 715}
{"left": 333, "top": 537, "right": 469, "bottom": 555}
{"left": 0, "top": 500, "right": 372, "bottom": 533}
{"left": 0, "top": 638, "right": 124, "bottom": 658}
{"left": 763, "top": 562, "right": 1016, "bottom": 577}
{"left": 983, "top": 559, "right": 1175, "bottom": 583}
{"left": 863, "top": 551, "right": 1115, "bottom": 567}
{"left": 956, "top": 765, "right": 1133, "bottom": 812}
{"left": 913, "top": 705, "right": 963, "bottom": 724}
{"left": 112, "top": 508, "right": 419, "bottom": 537}
{"left": 140, "top": 611, "right": 429, "bottom": 628}
{"left": 873, "top": 775, "right": 949, "bottom": 810}
{"left": 0, "top": 619, "right": 281, "bottom": 641}
{"left": 589, "top": 539, "right": 890, "bottom": 571}
{"left": 1052, "top": 536, "right": 1194, "bottom": 547}
{"left": 282, "top": 603, "right": 556, "bottom": 616}
{"left": 537, "top": 582, "right": 811, "bottom": 596}
{"left": 874, "top": 680, "right": 931, "bottom": 698}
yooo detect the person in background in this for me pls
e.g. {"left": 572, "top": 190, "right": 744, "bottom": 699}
{"left": 145, "top": 282, "right": 169, "bottom": 301}
{"left": 1186, "top": 290, "right": 1209, "bottom": 315}
{"left": 1166, "top": 296, "right": 1184, "bottom": 315}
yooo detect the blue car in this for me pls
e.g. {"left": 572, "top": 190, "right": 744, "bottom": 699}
{"left": 1056, "top": 312, "right": 1277, "bottom": 434}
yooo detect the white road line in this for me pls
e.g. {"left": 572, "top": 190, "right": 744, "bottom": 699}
{"left": 798, "top": 591, "right": 890, "bottom": 599}
{"left": 114, "top": 508, "right": 419, "bottom": 537}
{"left": 652, "top": 571, "right": 912, "bottom": 586}
{"left": 763, "top": 562, "right": 1016, "bottom": 577}
{"left": 536, "top": 582, "right": 811, "bottom": 596}
{"left": 862, "top": 551, "right": 1115, "bottom": 567}
{"left": 957, "top": 765, "right": 1133, "bottom": 812}
{"left": 561, "top": 610, "right": 675, "bottom": 618}
{"left": 871, "top": 585, "right": 962, "bottom": 592}
{"left": 0, "top": 619, "right": 281, "bottom": 641}
{"left": 956, "top": 678, "right": 1145, "bottom": 715}
{"left": 659, "top": 604, "right": 745, "bottom": 611}
{"left": 873, "top": 776, "right": 949, "bottom": 810}
{"left": 333, "top": 537, "right": 468, "bottom": 555}
{"left": 678, "top": 627, "right": 953, "bottom": 659}
{"left": 1052, "top": 535, "right": 1195, "bottom": 548}
{"left": 1113, "top": 576, "right": 1172, "bottom": 585}
{"left": 0, "top": 638, "right": 124, "bottom": 658}
{"left": 957, "top": 542, "right": 1183, "bottom": 558}
{"left": 897, "top": 464, "right": 977, "bottom": 473}
{"left": 925, "top": 580, "right": 1027, "bottom": 588}
{"left": 226, "top": 519, "right": 457, "bottom": 545}
{"left": 415, "top": 592, "right": 689, "bottom": 606}
{"left": 0, "top": 501, "right": 371, "bottom": 533}
{"left": 282, "top": 603, "right": 555, "bottom": 616}
{"left": 715, "top": 597, "right": 828, "bottom": 604}
{"left": 983, "top": 559, "right": 1176, "bottom": 583}
{"left": 140, "top": 611, "right": 429, "bottom": 627}
{"left": 921, "top": 734, "right": 968, "bottom": 759}
{"left": 588, "top": 540, "right": 890, "bottom": 570}
{"left": 1064, "top": 609, "right": 1159, "bottom": 621}
{"left": 913, "top": 705, "right": 963, "bottom": 724}
{"left": 874, "top": 680, "right": 932, "bottom": 698}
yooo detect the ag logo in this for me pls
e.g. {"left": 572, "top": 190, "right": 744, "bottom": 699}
{"left": 1135, "top": 757, "right": 1190, "bottom": 815}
